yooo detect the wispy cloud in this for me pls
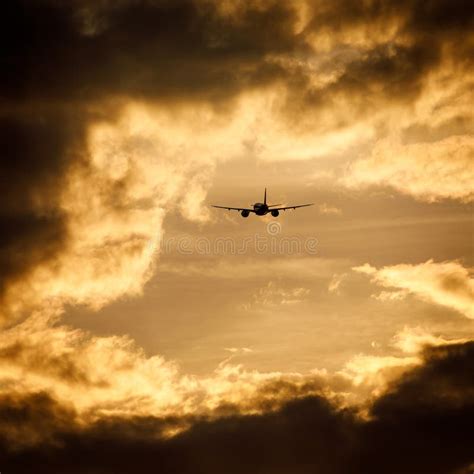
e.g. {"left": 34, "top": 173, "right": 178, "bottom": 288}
{"left": 354, "top": 260, "right": 474, "bottom": 318}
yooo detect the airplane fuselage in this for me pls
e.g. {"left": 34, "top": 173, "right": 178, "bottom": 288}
{"left": 253, "top": 202, "right": 268, "bottom": 215}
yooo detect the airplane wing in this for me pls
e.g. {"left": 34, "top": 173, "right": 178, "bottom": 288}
{"left": 270, "top": 204, "right": 314, "bottom": 211}
{"left": 211, "top": 205, "right": 255, "bottom": 212}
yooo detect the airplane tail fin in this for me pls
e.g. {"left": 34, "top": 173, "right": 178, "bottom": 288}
{"left": 264, "top": 187, "right": 267, "bottom": 205}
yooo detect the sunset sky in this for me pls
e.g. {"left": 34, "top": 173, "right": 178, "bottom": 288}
{"left": 1, "top": 1, "right": 473, "bottom": 472}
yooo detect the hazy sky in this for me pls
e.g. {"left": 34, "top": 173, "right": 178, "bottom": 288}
{"left": 1, "top": 1, "right": 473, "bottom": 472}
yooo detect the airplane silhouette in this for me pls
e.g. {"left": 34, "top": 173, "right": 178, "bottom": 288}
{"left": 212, "top": 188, "right": 313, "bottom": 217}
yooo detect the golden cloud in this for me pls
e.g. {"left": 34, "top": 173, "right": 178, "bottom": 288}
{"left": 345, "top": 134, "right": 474, "bottom": 202}
{"left": 354, "top": 260, "right": 474, "bottom": 318}
{"left": 2, "top": 306, "right": 467, "bottom": 449}
{"left": 0, "top": 309, "right": 352, "bottom": 429}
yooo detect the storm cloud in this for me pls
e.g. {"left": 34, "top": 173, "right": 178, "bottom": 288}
{"left": 0, "top": 341, "right": 473, "bottom": 474}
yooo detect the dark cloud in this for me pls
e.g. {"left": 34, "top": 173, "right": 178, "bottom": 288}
{"left": 1, "top": 341, "right": 473, "bottom": 473}
{"left": 356, "top": 341, "right": 474, "bottom": 474}
{"left": 1, "top": 0, "right": 298, "bottom": 104}
{"left": 3, "top": 0, "right": 472, "bottom": 112}
{"left": 292, "top": 0, "right": 473, "bottom": 117}
{"left": 3, "top": 0, "right": 472, "bottom": 105}
{"left": 0, "top": 339, "right": 108, "bottom": 387}
{"left": 0, "top": 392, "right": 77, "bottom": 449}
{"left": 0, "top": 112, "right": 82, "bottom": 310}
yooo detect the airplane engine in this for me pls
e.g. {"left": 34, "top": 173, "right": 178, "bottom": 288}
{"left": 271, "top": 210, "right": 279, "bottom": 217}
{"left": 241, "top": 210, "right": 250, "bottom": 218}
